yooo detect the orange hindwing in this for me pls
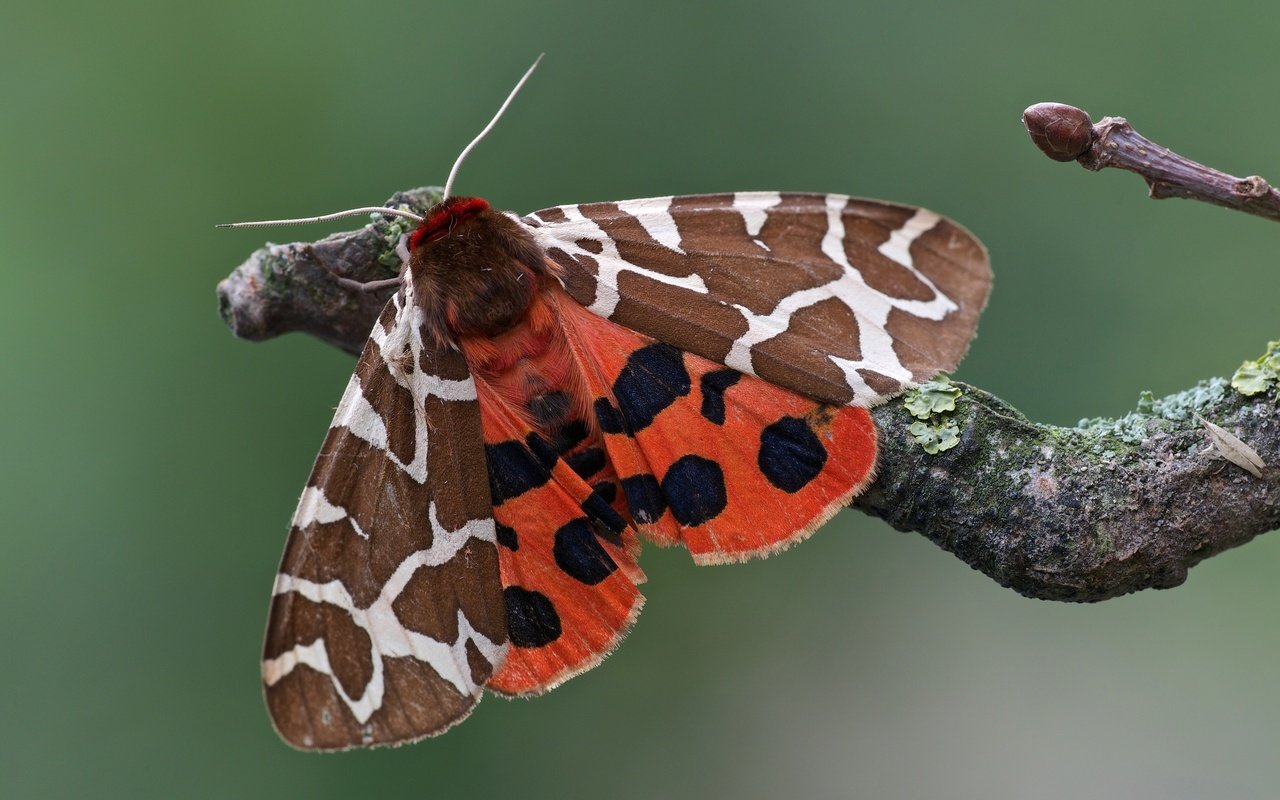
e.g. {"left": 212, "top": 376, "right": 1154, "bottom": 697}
{"left": 468, "top": 285, "right": 877, "bottom": 695}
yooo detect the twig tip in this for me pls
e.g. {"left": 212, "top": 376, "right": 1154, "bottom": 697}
{"left": 1023, "top": 102, "right": 1094, "bottom": 162}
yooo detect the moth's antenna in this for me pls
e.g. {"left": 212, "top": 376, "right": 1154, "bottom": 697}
{"left": 217, "top": 206, "right": 423, "bottom": 229}
{"left": 220, "top": 55, "right": 543, "bottom": 230}
{"left": 442, "top": 53, "right": 544, "bottom": 201}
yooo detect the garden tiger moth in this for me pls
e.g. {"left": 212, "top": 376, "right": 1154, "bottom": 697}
{"left": 230, "top": 56, "right": 992, "bottom": 750}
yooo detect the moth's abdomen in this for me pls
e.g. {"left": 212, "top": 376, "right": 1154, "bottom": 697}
{"left": 461, "top": 288, "right": 592, "bottom": 438}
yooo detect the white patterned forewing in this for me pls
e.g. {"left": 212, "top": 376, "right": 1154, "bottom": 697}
{"left": 262, "top": 271, "right": 508, "bottom": 751}
{"left": 523, "top": 192, "right": 991, "bottom": 407}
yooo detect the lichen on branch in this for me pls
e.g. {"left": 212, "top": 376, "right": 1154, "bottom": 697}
{"left": 856, "top": 378, "right": 1278, "bottom": 602}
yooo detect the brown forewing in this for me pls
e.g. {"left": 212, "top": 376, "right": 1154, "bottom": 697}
{"left": 525, "top": 193, "right": 991, "bottom": 407}
{"left": 262, "top": 289, "right": 507, "bottom": 751}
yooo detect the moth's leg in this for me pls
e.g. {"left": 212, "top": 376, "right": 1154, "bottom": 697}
{"left": 331, "top": 274, "right": 404, "bottom": 293}
{"left": 330, "top": 234, "right": 409, "bottom": 293}
{"left": 330, "top": 235, "right": 408, "bottom": 293}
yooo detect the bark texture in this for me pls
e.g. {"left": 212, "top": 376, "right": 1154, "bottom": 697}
{"left": 855, "top": 382, "right": 1279, "bottom": 601}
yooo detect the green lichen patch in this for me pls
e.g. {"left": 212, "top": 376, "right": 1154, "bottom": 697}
{"left": 904, "top": 375, "right": 962, "bottom": 419}
{"left": 1074, "top": 413, "right": 1149, "bottom": 446}
{"left": 1233, "top": 364, "right": 1274, "bottom": 396}
{"left": 903, "top": 376, "right": 963, "bottom": 453}
{"left": 908, "top": 419, "right": 960, "bottom": 454}
{"left": 373, "top": 205, "right": 424, "bottom": 274}
{"left": 1150, "top": 379, "right": 1227, "bottom": 421}
{"left": 1074, "top": 378, "right": 1229, "bottom": 446}
{"left": 258, "top": 249, "right": 292, "bottom": 292}
{"left": 367, "top": 189, "right": 441, "bottom": 275}
{"left": 1231, "top": 340, "right": 1280, "bottom": 396}
{"left": 1135, "top": 390, "right": 1156, "bottom": 415}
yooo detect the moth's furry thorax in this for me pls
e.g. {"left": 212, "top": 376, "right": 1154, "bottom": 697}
{"left": 407, "top": 197, "right": 554, "bottom": 344}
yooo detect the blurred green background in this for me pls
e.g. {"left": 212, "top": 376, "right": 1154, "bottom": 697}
{"left": 4, "top": 1, "right": 1279, "bottom": 798}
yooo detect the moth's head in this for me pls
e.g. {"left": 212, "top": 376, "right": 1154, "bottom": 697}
{"left": 406, "top": 196, "right": 553, "bottom": 342}
{"left": 406, "top": 196, "right": 544, "bottom": 271}
{"left": 407, "top": 196, "right": 492, "bottom": 250}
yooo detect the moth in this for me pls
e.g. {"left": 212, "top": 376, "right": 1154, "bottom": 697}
{"left": 228, "top": 58, "right": 992, "bottom": 750}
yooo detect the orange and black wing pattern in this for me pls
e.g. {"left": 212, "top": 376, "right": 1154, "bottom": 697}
{"left": 466, "top": 285, "right": 878, "bottom": 696}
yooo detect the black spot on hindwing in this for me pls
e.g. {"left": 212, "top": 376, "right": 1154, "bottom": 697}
{"left": 486, "top": 440, "right": 553, "bottom": 505}
{"left": 662, "top": 455, "right": 728, "bottom": 526}
{"left": 621, "top": 473, "right": 666, "bottom": 524}
{"left": 699, "top": 369, "right": 741, "bottom": 425}
{"left": 552, "top": 518, "right": 618, "bottom": 585}
{"left": 612, "top": 343, "right": 691, "bottom": 431}
{"left": 504, "top": 587, "right": 561, "bottom": 648}
{"left": 495, "top": 522, "right": 519, "bottom": 551}
{"left": 551, "top": 418, "right": 589, "bottom": 453}
{"left": 591, "top": 480, "right": 617, "bottom": 505}
{"left": 524, "top": 432, "right": 559, "bottom": 469}
{"left": 594, "top": 398, "right": 625, "bottom": 434}
{"left": 758, "top": 416, "right": 828, "bottom": 492}
{"left": 580, "top": 490, "right": 627, "bottom": 539}
{"left": 566, "top": 447, "right": 606, "bottom": 479}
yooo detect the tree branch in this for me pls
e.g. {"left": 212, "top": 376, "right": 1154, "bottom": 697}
{"left": 217, "top": 189, "right": 437, "bottom": 356}
{"left": 219, "top": 129, "right": 1279, "bottom": 603}
{"left": 854, "top": 380, "right": 1279, "bottom": 601}
{"left": 1022, "top": 102, "right": 1280, "bottom": 223}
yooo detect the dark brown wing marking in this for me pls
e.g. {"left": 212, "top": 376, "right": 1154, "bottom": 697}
{"left": 262, "top": 272, "right": 508, "bottom": 751}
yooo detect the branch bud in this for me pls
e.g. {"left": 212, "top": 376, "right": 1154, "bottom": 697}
{"left": 1022, "top": 102, "right": 1094, "bottom": 162}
